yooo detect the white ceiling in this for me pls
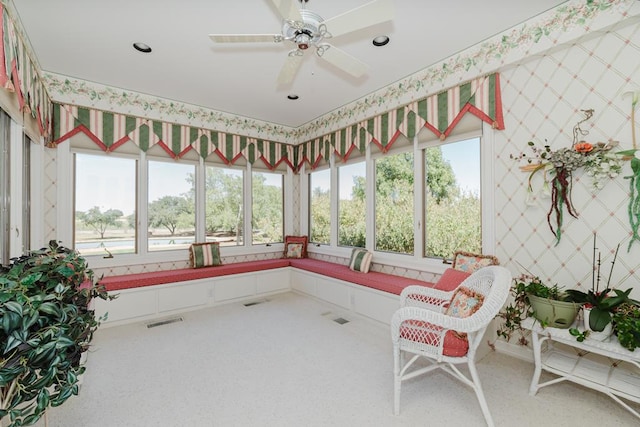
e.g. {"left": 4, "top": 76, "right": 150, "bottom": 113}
{"left": 13, "top": 0, "right": 566, "bottom": 128}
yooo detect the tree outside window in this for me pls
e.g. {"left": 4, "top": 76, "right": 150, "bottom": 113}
{"left": 74, "top": 153, "right": 136, "bottom": 256}
{"left": 205, "top": 166, "right": 244, "bottom": 246}
{"left": 252, "top": 171, "right": 283, "bottom": 244}
{"left": 148, "top": 160, "right": 195, "bottom": 251}
{"left": 425, "top": 138, "right": 481, "bottom": 258}
{"left": 375, "top": 152, "right": 414, "bottom": 255}
{"left": 309, "top": 168, "right": 331, "bottom": 244}
{"left": 338, "top": 162, "right": 365, "bottom": 248}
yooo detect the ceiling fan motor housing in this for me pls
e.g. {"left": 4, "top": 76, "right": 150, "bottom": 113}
{"left": 283, "top": 9, "right": 325, "bottom": 50}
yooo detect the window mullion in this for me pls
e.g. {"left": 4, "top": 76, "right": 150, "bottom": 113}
{"left": 138, "top": 152, "right": 148, "bottom": 255}
{"left": 365, "top": 144, "right": 374, "bottom": 252}
{"left": 195, "top": 157, "right": 206, "bottom": 242}
{"left": 330, "top": 153, "right": 338, "bottom": 247}
{"left": 413, "top": 135, "right": 424, "bottom": 260}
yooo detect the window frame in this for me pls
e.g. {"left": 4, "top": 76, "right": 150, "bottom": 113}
{"left": 66, "top": 144, "right": 290, "bottom": 267}
{"left": 308, "top": 165, "right": 332, "bottom": 246}
{"left": 305, "top": 123, "right": 494, "bottom": 273}
{"left": 251, "top": 168, "right": 285, "bottom": 246}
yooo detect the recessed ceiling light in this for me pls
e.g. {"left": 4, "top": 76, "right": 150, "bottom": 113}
{"left": 133, "top": 42, "right": 152, "bottom": 53}
{"left": 372, "top": 36, "right": 390, "bottom": 47}
{"left": 287, "top": 94, "right": 299, "bottom": 100}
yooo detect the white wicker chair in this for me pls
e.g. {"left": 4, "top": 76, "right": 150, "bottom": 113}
{"left": 390, "top": 266, "right": 511, "bottom": 427}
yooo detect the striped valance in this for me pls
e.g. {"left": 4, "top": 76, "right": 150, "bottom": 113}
{"left": 0, "top": 3, "right": 52, "bottom": 137}
{"left": 53, "top": 104, "right": 296, "bottom": 171}
{"left": 52, "top": 73, "right": 503, "bottom": 172}
{"left": 298, "top": 73, "right": 503, "bottom": 170}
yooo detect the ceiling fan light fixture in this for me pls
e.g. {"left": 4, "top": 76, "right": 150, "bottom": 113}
{"left": 133, "top": 42, "right": 152, "bottom": 53}
{"left": 295, "top": 32, "right": 311, "bottom": 50}
{"left": 372, "top": 35, "right": 390, "bottom": 47}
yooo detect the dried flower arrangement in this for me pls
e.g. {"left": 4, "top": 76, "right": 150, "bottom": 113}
{"left": 512, "top": 109, "right": 632, "bottom": 245}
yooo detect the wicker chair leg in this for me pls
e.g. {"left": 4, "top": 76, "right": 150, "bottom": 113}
{"left": 393, "top": 345, "right": 401, "bottom": 415}
{"left": 468, "top": 360, "right": 494, "bottom": 427}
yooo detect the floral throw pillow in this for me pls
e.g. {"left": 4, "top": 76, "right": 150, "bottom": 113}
{"left": 444, "top": 286, "right": 485, "bottom": 340}
{"left": 285, "top": 243, "right": 304, "bottom": 259}
{"left": 283, "top": 235, "right": 308, "bottom": 258}
{"left": 452, "top": 251, "right": 499, "bottom": 273}
{"left": 445, "top": 286, "right": 484, "bottom": 318}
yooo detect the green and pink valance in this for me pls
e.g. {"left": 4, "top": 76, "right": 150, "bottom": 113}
{"left": 53, "top": 103, "right": 295, "bottom": 171}
{"left": 298, "top": 73, "right": 504, "bottom": 170}
{"left": 52, "top": 72, "right": 503, "bottom": 173}
{"left": 0, "top": 3, "right": 52, "bottom": 137}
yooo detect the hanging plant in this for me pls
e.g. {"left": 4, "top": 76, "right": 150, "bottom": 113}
{"left": 618, "top": 150, "right": 640, "bottom": 250}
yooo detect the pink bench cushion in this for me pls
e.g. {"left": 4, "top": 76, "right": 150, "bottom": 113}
{"left": 289, "top": 258, "right": 435, "bottom": 295}
{"left": 100, "top": 259, "right": 291, "bottom": 291}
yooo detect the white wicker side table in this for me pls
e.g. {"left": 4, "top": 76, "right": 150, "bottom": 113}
{"left": 522, "top": 317, "right": 640, "bottom": 420}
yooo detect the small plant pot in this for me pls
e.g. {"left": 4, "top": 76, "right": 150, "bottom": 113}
{"left": 583, "top": 307, "right": 613, "bottom": 341}
{"left": 528, "top": 294, "right": 580, "bottom": 329}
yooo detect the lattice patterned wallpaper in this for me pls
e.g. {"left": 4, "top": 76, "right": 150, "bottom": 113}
{"left": 43, "top": 148, "right": 57, "bottom": 244}
{"left": 495, "top": 19, "right": 640, "bottom": 298}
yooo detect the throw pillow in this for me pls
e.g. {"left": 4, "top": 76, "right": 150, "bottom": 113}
{"left": 445, "top": 286, "right": 485, "bottom": 318}
{"left": 451, "top": 251, "right": 499, "bottom": 274}
{"left": 434, "top": 268, "right": 471, "bottom": 291}
{"left": 283, "top": 235, "right": 308, "bottom": 258}
{"left": 285, "top": 243, "right": 304, "bottom": 259}
{"left": 348, "top": 248, "right": 372, "bottom": 273}
{"left": 189, "top": 242, "right": 222, "bottom": 268}
{"left": 444, "top": 286, "right": 485, "bottom": 342}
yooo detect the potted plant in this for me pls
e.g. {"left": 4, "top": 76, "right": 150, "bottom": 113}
{"left": 564, "top": 238, "right": 637, "bottom": 340}
{"left": 497, "top": 273, "right": 581, "bottom": 346}
{"left": 0, "top": 240, "right": 113, "bottom": 427}
{"left": 612, "top": 301, "right": 640, "bottom": 351}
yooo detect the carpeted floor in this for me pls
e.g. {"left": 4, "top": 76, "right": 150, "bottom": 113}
{"left": 34, "top": 292, "right": 638, "bottom": 426}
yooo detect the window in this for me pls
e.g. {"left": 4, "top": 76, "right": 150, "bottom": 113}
{"left": 205, "top": 166, "right": 244, "bottom": 246}
{"left": 338, "top": 161, "right": 366, "bottom": 247}
{"left": 309, "top": 168, "right": 331, "bottom": 244}
{"left": 425, "top": 138, "right": 481, "bottom": 258}
{"left": 0, "top": 110, "right": 9, "bottom": 264}
{"left": 147, "top": 160, "right": 195, "bottom": 251}
{"left": 375, "top": 151, "right": 414, "bottom": 255}
{"left": 252, "top": 171, "right": 283, "bottom": 244}
{"left": 74, "top": 153, "right": 137, "bottom": 256}
{"left": 22, "top": 134, "right": 31, "bottom": 251}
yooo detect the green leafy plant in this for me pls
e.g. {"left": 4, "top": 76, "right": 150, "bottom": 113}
{"left": 0, "top": 240, "right": 114, "bottom": 426}
{"left": 496, "top": 274, "right": 572, "bottom": 345}
{"left": 569, "top": 328, "right": 589, "bottom": 342}
{"left": 612, "top": 301, "right": 640, "bottom": 351}
{"left": 564, "top": 236, "right": 635, "bottom": 333}
{"left": 618, "top": 148, "right": 640, "bottom": 250}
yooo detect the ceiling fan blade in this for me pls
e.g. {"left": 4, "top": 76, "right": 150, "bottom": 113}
{"left": 209, "top": 34, "right": 281, "bottom": 43}
{"left": 321, "top": 0, "right": 394, "bottom": 38}
{"left": 318, "top": 45, "right": 368, "bottom": 78}
{"left": 270, "top": 0, "right": 303, "bottom": 23}
{"left": 277, "top": 53, "right": 304, "bottom": 85}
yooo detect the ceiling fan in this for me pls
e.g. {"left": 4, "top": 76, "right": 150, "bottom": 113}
{"left": 209, "top": 0, "right": 394, "bottom": 85}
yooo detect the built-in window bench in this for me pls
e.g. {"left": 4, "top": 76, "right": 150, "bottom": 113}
{"left": 94, "top": 258, "right": 466, "bottom": 328}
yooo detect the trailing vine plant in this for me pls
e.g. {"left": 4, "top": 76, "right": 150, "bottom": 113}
{"left": 619, "top": 90, "right": 640, "bottom": 251}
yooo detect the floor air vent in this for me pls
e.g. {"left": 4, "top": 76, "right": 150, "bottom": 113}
{"left": 333, "top": 317, "right": 350, "bottom": 325}
{"left": 244, "top": 299, "right": 269, "bottom": 307}
{"left": 147, "top": 317, "right": 183, "bottom": 328}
